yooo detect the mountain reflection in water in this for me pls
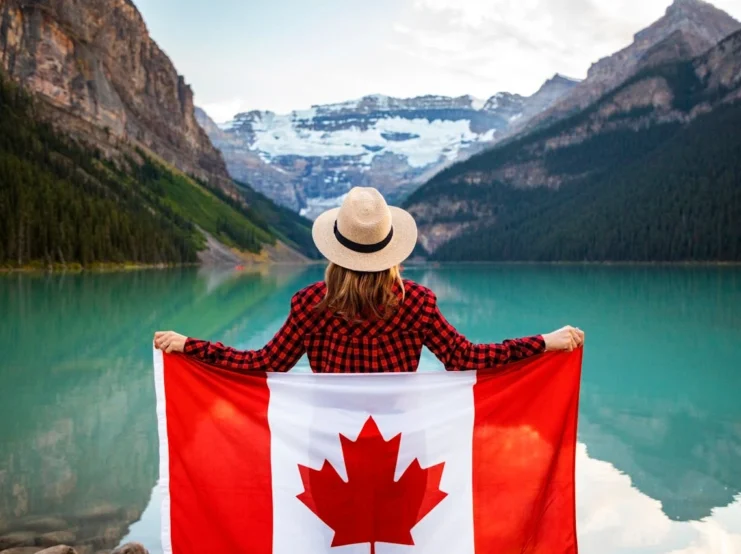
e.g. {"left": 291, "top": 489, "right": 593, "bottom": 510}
{"left": 1, "top": 265, "right": 739, "bottom": 553}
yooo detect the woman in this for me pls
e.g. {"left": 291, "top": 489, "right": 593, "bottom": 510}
{"left": 154, "top": 187, "right": 584, "bottom": 371}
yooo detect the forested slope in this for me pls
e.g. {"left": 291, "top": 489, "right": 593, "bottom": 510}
{"left": 433, "top": 101, "right": 741, "bottom": 261}
{"left": 0, "top": 75, "right": 317, "bottom": 268}
{"left": 404, "top": 30, "right": 741, "bottom": 261}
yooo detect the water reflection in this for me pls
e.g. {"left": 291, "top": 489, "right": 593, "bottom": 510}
{"left": 576, "top": 445, "right": 741, "bottom": 553}
{"left": 420, "top": 265, "right": 741, "bottom": 522}
{"left": 0, "top": 266, "right": 310, "bottom": 551}
{"left": 1, "top": 264, "right": 740, "bottom": 553}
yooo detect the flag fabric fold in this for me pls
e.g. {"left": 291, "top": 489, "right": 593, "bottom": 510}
{"left": 153, "top": 348, "right": 582, "bottom": 554}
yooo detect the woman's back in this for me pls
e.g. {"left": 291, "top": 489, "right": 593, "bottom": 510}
{"left": 156, "top": 187, "right": 582, "bottom": 371}
{"left": 183, "top": 278, "right": 545, "bottom": 373}
{"left": 289, "top": 278, "right": 432, "bottom": 373}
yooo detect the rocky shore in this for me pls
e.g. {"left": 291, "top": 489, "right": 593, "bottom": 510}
{"left": 0, "top": 511, "right": 151, "bottom": 554}
{"left": 0, "top": 543, "right": 148, "bottom": 554}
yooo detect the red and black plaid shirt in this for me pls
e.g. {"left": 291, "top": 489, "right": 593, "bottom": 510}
{"left": 183, "top": 279, "right": 545, "bottom": 373}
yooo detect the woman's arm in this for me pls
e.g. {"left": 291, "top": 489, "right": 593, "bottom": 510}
{"left": 422, "top": 291, "right": 582, "bottom": 371}
{"left": 154, "top": 294, "right": 306, "bottom": 373}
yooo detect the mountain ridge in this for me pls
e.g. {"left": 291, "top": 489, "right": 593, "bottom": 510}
{"left": 0, "top": 0, "right": 233, "bottom": 188}
{"left": 0, "top": 0, "right": 318, "bottom": 266}
{"left": 523, "top": 0, "right": 740, "bottom": 132}
{"left": 402, "top": 28, "right": 741, "bottom": 260}
{"left": 198, "top": 75, "right": 579, "bottom": 218}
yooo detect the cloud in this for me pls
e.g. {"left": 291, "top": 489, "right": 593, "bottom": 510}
{"left": 199, "top": 98, "right": 248, "bottom": 123}
{"left": 575, "top": 443, "right": 741, "bottom": 552}
{"left": 148, "top": 0, "right": 741, "bottom": 114}
{"left": 389, "top": 0, "right": 740, "bottom": 97}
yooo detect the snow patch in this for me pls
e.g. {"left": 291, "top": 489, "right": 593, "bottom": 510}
{"left": 469, "top": 96, "right": 487, "bottom": 110}
{"left": 245, "top": 114, "right": 492, "bottom": 168}
{"left": 300, "top": 193, "right": 349, "bottom": 220}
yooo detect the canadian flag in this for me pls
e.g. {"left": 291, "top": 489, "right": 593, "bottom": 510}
{"left": 153, "top": 348, "right": 582, "bottom": 554}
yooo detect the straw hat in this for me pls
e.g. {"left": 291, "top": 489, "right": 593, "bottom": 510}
{"left": 312, "top": 187, "right": 418, "bottom": 272}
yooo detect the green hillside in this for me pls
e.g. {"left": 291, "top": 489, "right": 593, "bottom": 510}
{"left": 234, "top": 180, "right": 319, "bottom": 257}
{"left": 405, "top": 58, "right": 710, "bottom": 210}
{"left": 432, "top": 100, "right": 741, "bottom": 261}
{"left": 0, "top": 73, "right": 317, "bottom": 268}
{"left": 403, "top": 41, "right": 741, "bottom": 263}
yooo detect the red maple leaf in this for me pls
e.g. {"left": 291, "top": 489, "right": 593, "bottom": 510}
{"left": 297, "top": 417, "right": 448, "bottom": 554}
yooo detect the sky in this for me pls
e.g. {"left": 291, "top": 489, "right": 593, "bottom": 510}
{"left": 133, "top": 0, "right": 741, "bottom": 121}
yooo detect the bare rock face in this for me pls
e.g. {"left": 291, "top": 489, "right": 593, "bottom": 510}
{"left": 0, "top": 543, "right": 149, "bottom": 554}
{"left": 194, "top": 107, "right": 300, "bottom": 209}
{"left": 508, "top": 74, "right": 581, "bottom": 132}
{"left": 110, "top": 543, "right": 148, "bottom": 554}
{"left": 36, "top": 547, "right": 76, "bottom": 554}
{"left": 13, "top": 519, "right": 68, "bottom": 535}
{"left": 694, "top": 29, "right": 741, "bottom": 94}
{"left": 38, "top": 531, "right": 76, "bottom": 548}
{"left": 0, "top": 0, "right": 230, "bottom": 188}
{"left": 530, "top": 0, "right": 740, "bottom": 129}
{"left": 0, "top": 531, "right": 36, "bottom": 550}
{"left": 406, "top": 27, "right": 741, "bottom": 253}
{"left": 638, "top": 29, "right": 706, "bottom": 69}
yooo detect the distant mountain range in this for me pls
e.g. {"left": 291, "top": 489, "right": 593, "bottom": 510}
{"left": 2, "top": 0, "right": 739, "bottom": 266}
{"left": 403, "top": 0, "right": 741, "bottom": 262}
{"left": 196, "top": 0, "right": 741, "bottom": 254}
{"left": 196, "top": 76, "right": 579, "bottom": 218}
{"left": 0, "top": 0, "right": 318, "bottom": 267}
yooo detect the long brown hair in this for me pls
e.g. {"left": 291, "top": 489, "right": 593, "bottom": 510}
{"left": 314, "top": 263, "right": 405, "bottom": 321}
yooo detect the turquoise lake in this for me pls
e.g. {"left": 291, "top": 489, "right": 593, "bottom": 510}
{"left": 1, "top": 264, "right": 740, "bottom": 553}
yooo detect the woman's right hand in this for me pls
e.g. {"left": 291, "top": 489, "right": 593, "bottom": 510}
{"left": 543, "top": 326, "right": 585, "bottom": 352}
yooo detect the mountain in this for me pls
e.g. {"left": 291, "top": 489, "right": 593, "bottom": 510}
{"left": 0, "top": 0, "right": 230, "bottom": 187}
{"left": 195, "top": 106, "right": 299, "bottom": 212}
{"left": 197, "top": 76, "right": 579, "bottom": 219}
{"left": 525, "top": 0, "right": 740, "bottom": 131}
{"left": 0, "top": 73, "right": 318, "bottom": 267}
{"left": 403, "top": 27, "right": 741, "bottom": 261}
{"left": 0, "top": 0, "right": 318, "bottom": 266}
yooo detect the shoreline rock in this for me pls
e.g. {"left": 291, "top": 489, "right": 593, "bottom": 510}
{"left": 38, "top": 532, "right": 76, "bottom": 548}
{"left": 0, "top": 542, "right": 148, "bottom": 554}
{"left": 0, "top": 532, "right": 36, "bottom": 550}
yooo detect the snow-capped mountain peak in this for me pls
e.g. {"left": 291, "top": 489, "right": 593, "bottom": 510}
{"left": 198, "top": 78, "right": 579, "bottom": 218}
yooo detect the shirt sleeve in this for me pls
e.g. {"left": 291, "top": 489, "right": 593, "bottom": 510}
{"left": 182, "top": 292, "right": 306, "bottom": 373}
{"left": 421, "top": 290, "right": 545, "bottom": 371}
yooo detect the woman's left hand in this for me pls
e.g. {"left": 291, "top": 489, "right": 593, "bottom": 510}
{"left": 154, "top": 330, "right": 187, "bottom": 353}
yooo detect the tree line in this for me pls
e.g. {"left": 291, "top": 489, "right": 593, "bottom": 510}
{"left": 433, "top": 101, "right": 741, "bottom": 262}
{"left": 0, "top": 72, "right": 318, "bottom": 268}
{"left": 0, "top": 75, "right": 202, "bottom": 266}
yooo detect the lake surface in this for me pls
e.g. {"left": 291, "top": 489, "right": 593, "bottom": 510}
{"left": 1, "top": 264, "right": 740, "bottom": 553}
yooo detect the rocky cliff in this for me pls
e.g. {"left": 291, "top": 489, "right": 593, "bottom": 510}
{"left": 0, "top": 0, "right": 231, "bottom": 188}
{"left": 194, "top": 107, "right": 299, "bottom": 209}
{"left": 526, "top": 0, "right": 740, "bottom": 131}
{"left": 404, "top": 26, "right": 741, "bottom": 256}
{"left": 197, "top": 76, "right": 579, "bottom": 218}
{"left": 0, "top": 0, "right": 319, "bottom": 265}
